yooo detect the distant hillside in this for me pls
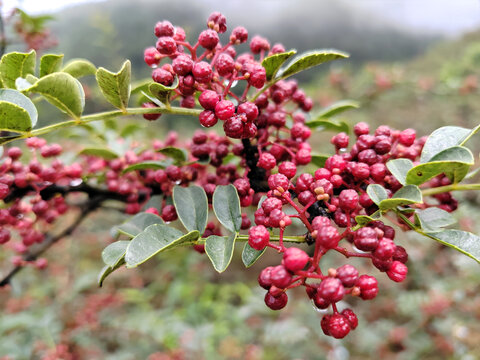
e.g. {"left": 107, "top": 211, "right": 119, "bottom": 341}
{"left": 43, "top": 0, "right": 440, "bottom": 80}
{"left": 307, "top": 28, "right": 480, "bottom": 146}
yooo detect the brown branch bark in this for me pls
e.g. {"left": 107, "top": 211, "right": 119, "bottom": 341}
{"left": 242, "top": 138, "right": 269, "bottom": 192}
{"left": 3, "top": 181, "right": 161, "bottom": 204}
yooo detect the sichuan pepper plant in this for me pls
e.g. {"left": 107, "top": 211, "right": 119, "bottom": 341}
{"left": 0, "top": 12, "right": 479, "bottom": 339}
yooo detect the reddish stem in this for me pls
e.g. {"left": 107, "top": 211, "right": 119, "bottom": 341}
{"left": 267, "top": 242, "right": 283, "bottom": 252}
{"left": 334, "top": 246, "right": 372, "bottom": 258}
{"left": 176, "top": 41, "right": 197, "bottom": 60}
{"left": 282, "top": 193, "right": 313, "bottom": 233}
{"left": 279, "top": 226, "right": 286, "bottom": 250}
{"left": 222, "top": 70, "right": 238, "bottom": 99}
{"left": 331, "top": 303, "right": 338, "bottom": 314}
{"left": 286, "top": 281, "right": 304, "bottom": 290}
{"left": 312, "top": 245, "right": 325, "bottom": 271}
{"left": 241, "top": 83, "right": 251, "bottom": 101}
{"left": 296, "top": 271, "right": 326, "bottom": 280}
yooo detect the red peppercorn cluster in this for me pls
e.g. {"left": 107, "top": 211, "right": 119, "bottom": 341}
{"left": 0, "top": 132, "right": 230, "bottom": 266}
{"left": 248, "top": 122, "right": 457, "bottom": 338}
{"left": 143, "top": 12, "right": 314, "bottom": 146}
{"left": 0, "top": 139, "right": 68, "bottom": 253}
{"left": 0, "top": 12, "right": 468, "bottom": 341}
{"left": 0, "top": 109, "right": 460, "bottom": 340}
{"left": 0, "top": 127, "right": 270, "bottom": 269}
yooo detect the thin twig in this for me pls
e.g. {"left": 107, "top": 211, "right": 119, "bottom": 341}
{"left": 0, "top": 4, "right": 6, "bottom": 57}
{"left": 0, "top": 197, "right": 101, "bottom": 287}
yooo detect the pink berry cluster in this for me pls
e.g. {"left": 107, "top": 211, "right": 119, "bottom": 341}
{"left": 247, "top": 122, "right": 457, "bottom": 338}
{"left": 0, "top": 139, "right": 68, "bottom": 254}
{"left": 0, "top": 12, "right": 466, "bottom": 341}
{"left": 0, "top": 134, "right": 210, "bottom": 265}
{"left": 0, "top": 128, "right": 269, "bottom": 268}
{"left": 142, "top": 12, "right": 313, "bottom": 145}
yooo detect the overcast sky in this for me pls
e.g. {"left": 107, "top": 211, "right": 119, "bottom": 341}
{"left": 3, "top": 0, "right": 480, "bottom": 36}
{"left": 2, "top": 0, "right": 102, "bottom": 14}
{"left": 357, "top": 0, "right": 480, "bottom": 36}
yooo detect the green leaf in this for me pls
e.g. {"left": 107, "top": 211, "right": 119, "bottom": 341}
{"left": 416, "top": 208, "right": 456, "bottom": 232}
{"left": 125, "top": 225, "right": 199, "bottom": 268}
{"left": 192, "top": 156, "right": 211, "bottom": 166}
{"left": 122, "top": 160, "right": 171, "bottom": 174}
{"left": 420, "top": 125, "right": 480, "bottom": 163}
{"left": 355, "top": 211, "right": 382, "bottom": 226}
{"left": 116, "top": 212, "right": 164, "bottom": 238}
{"left": 141, "top": 195, "right": 162, "bottom": 212}
{"left": 205, "top": 233, "right": 237, "bottom": 273}
{"left": 406, "top": 146, "right": 474, "bottom": 185}
{"left": 98, "top": 240, "right": 129, "bottom": 286}
{"left": 310, "top": 154, "right": 329, "bottom": 168}
{"left": 305, "top": 119, "right": 349, "bottom": 133}
{"left": 96, "top": 60, "right": 131, "bottom": 110}
{"left": 379, "top": 185, "right": 422, "bottom": 211}
{"left": 366, "top": 184, "right": 388, "bottom": 205}
{"left": 16, "top": 9, "right": 54, "bottom": 32}
{"left": 257, "top": 195, "right": 267, "bottom": 210}
{"left": 278, "top": 49, "right": 349, "bottom": 79}
{"left": 79, "top": 147, "right": 119, "bottom": 160}
{"left": 213, "top": 184, "right": 242, "bottom": 232}
{"left": 120, "top": 123, "right": 143, "bottom": 138}
{"left": 157, "top": 146, "right": 188, "bottom": 165}
{"left": 27, "top": 72, "right": 85, "bottom": 119}
{"left": 15, "top": 77, "right": 34, "bottom": 91}
{"left": 0, "top": 136, "right": 21, "bottom": 145}
{"left": 140, "top": 90, "right": 164, "bottom": 108}
{"left": 424, "top": 230, "right": 480, "bottom": 264}
{"left": 98, "top": 265, "right": 114, "bottom": 286}
{"left": 0, "top": 50, "right": 36, "bottom": 88}
{"left": 386, "top": 159, "right": 414, "bottom": 185}
{"left": 459, "top": 124, "right": 480, "bottom": 146}
{"left": 98, "top": 260, "right": 125, "bottom": 287}
{"left": 148, "top": 79, "right": 179, "bottom": 105}
{"left": 261, "top": 50, "right": 297, "bottom": 81}
{"left": 62, "top": 59, "right": 96, "bottom": 78}
{"left": 0, "top": 89, "right": 38, "bottom": 131}
{"left": 241, "top": 243, "right": 266, "bottom": 267}
{"left": 0, "top": 102, "right": 30, "bottom": 132}
{"left": 173, "top": 185, "right": 208, "bottom": 233}
{"left": 313, "top": 100, "right": 359, "bottom": 119}
{"left": 102, "top": 240, "right": 129, "bottom": 267}
{"left": 131, "top": 79, "right": 152, "bottom": 95}
{"left": 397, "top": 206, "right": 416, "bottom": 214}
{"left": 26, "top": 74, "right": 38, "bottom": 84}
{"left": 39, "top": 54, "right": 64, "bottom": 77}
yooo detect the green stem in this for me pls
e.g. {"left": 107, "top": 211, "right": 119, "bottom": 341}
{"left": 1, "top": 106, "right": 202, "bottom": 145}
{"left": 250, "top": 80, "right": 275, "bottom": 102}
{"left": 180, "top": 234, "right": 307, "bottom": 247}
{"left": 395, "top": 209, "right": 442, "bottom": 247}
{"left": 395, "top": 210, "right": 417, "bottom": 230}
{"left": 421, "top": 183, "right": 480, "bottom": 197}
